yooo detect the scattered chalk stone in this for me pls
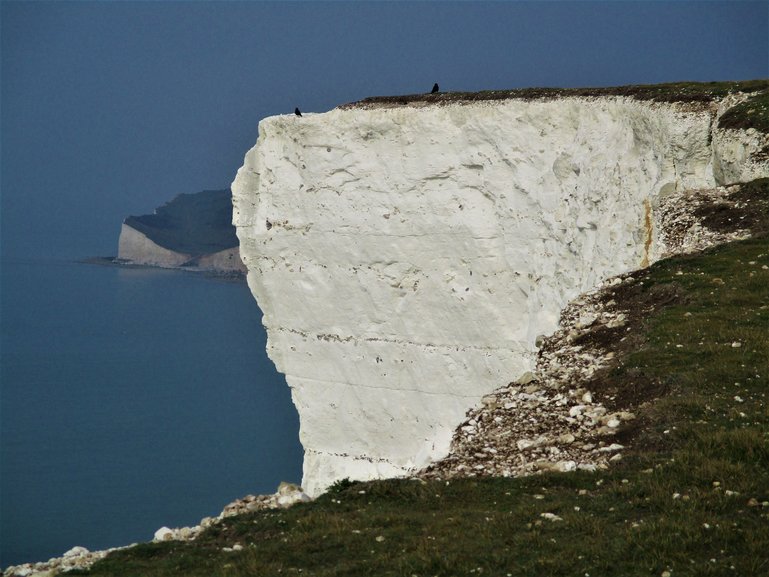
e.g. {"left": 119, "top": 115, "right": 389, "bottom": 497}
{"left": 3, "top": 481, "right": 314, "bottom": 577}
{"left": 598, "top": 443, "right": 624, "bottom": 453}
{"left": 154, "top": 527, "right": 175, "bottom": 542}
{"left": 63, "top": 546, "right": 89, "bottom": 558}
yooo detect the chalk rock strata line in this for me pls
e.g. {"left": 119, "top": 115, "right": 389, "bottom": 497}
{"left": 289, "top": 374, "right": 490, "bottom": 399}
{"left": 232, "top": 95, "right": 759, "bottom": 496}
{"left": 275, "top": 326, "right": 529, "bottom": 352}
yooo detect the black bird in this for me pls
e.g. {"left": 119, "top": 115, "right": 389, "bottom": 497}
{"left": 295, "top": 107, "right": 302, "bottom": 117}
{"left": 431, "top": 83, "right": 439, "bottom": 94}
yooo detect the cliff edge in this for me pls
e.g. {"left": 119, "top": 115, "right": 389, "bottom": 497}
{"left": 231, "top": 82, "right": 769, "bottom": 496}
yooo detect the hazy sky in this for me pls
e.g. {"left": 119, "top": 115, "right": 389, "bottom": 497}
{"left": 2, "top": 0, "right": 767, "bottom": 260}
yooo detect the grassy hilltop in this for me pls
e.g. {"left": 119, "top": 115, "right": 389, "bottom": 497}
{"left": 71, "top": 82, "right": 768, "bottom": 577}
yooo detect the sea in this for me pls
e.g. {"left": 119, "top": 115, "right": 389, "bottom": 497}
{"left": 0, "top": 259, "right": 303, "bottom": 568}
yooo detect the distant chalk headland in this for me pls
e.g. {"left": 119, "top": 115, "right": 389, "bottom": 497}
{"left": 89, "top": 189, "right": 246, "bottom": 277}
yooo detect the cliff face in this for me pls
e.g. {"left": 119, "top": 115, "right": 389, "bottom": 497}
{"left": 232, "top": 93, "right": 766, "bottom": 496}
{"left": 118, "top": 223, "right": 193, "bottom": 268}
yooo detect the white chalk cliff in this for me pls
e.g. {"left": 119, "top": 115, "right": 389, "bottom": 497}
{"left": 232, "top": 93, "right": 766, "bottom": 496}
{"left": 117, "top": 224, "right": 245, "bottom": 273}
{"left": 117, "top": 189, "right": 246, "bottom": 274}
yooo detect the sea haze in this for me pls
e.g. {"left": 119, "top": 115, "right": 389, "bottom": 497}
{"left": 0, "top": 260, "right": 303, "bottom": 567}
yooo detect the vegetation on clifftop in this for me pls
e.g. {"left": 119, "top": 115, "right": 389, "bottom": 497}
{"left": 343, "top": 79, "right": 769, "bottom": 124}
{"left": 67, "top": 182, "right": 769, "bottom": 576}
{"left": 719, "top": 90, "right": 769, "bottom": 133}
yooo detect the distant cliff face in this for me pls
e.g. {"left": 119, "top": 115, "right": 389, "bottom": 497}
{"left": 118, "top": 189, "right": 246, "bottom": 274}
{"left": 232, "top": 90, "right": 768, "bottom": 496}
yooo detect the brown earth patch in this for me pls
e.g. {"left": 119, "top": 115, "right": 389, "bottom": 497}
{"left": 577, "top": 281, "right": 685, "bottom": 404}
{"left": 695, "top": 178, "right": 769, "bottom": 236}
{"left": 571, "top": 324, "right": 628, "bottom": 351}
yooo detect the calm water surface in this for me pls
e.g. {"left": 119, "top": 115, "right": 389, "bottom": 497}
{"left": 0, "top": 260, "right": 302, "bottom": 567}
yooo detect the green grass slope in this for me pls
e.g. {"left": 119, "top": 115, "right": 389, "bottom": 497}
{"left": 70, "top": 186, "right": 769, "bottom": 576}
{"left": 124, "top": 189, "right": 238, "bottom": 256}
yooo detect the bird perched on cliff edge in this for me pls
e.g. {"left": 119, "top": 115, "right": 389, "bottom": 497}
{"left": 295, "top": 107, "right": 302, "bottom": 117}
{"left": 431, "top": 83, "right": 439, "bottom": 94}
